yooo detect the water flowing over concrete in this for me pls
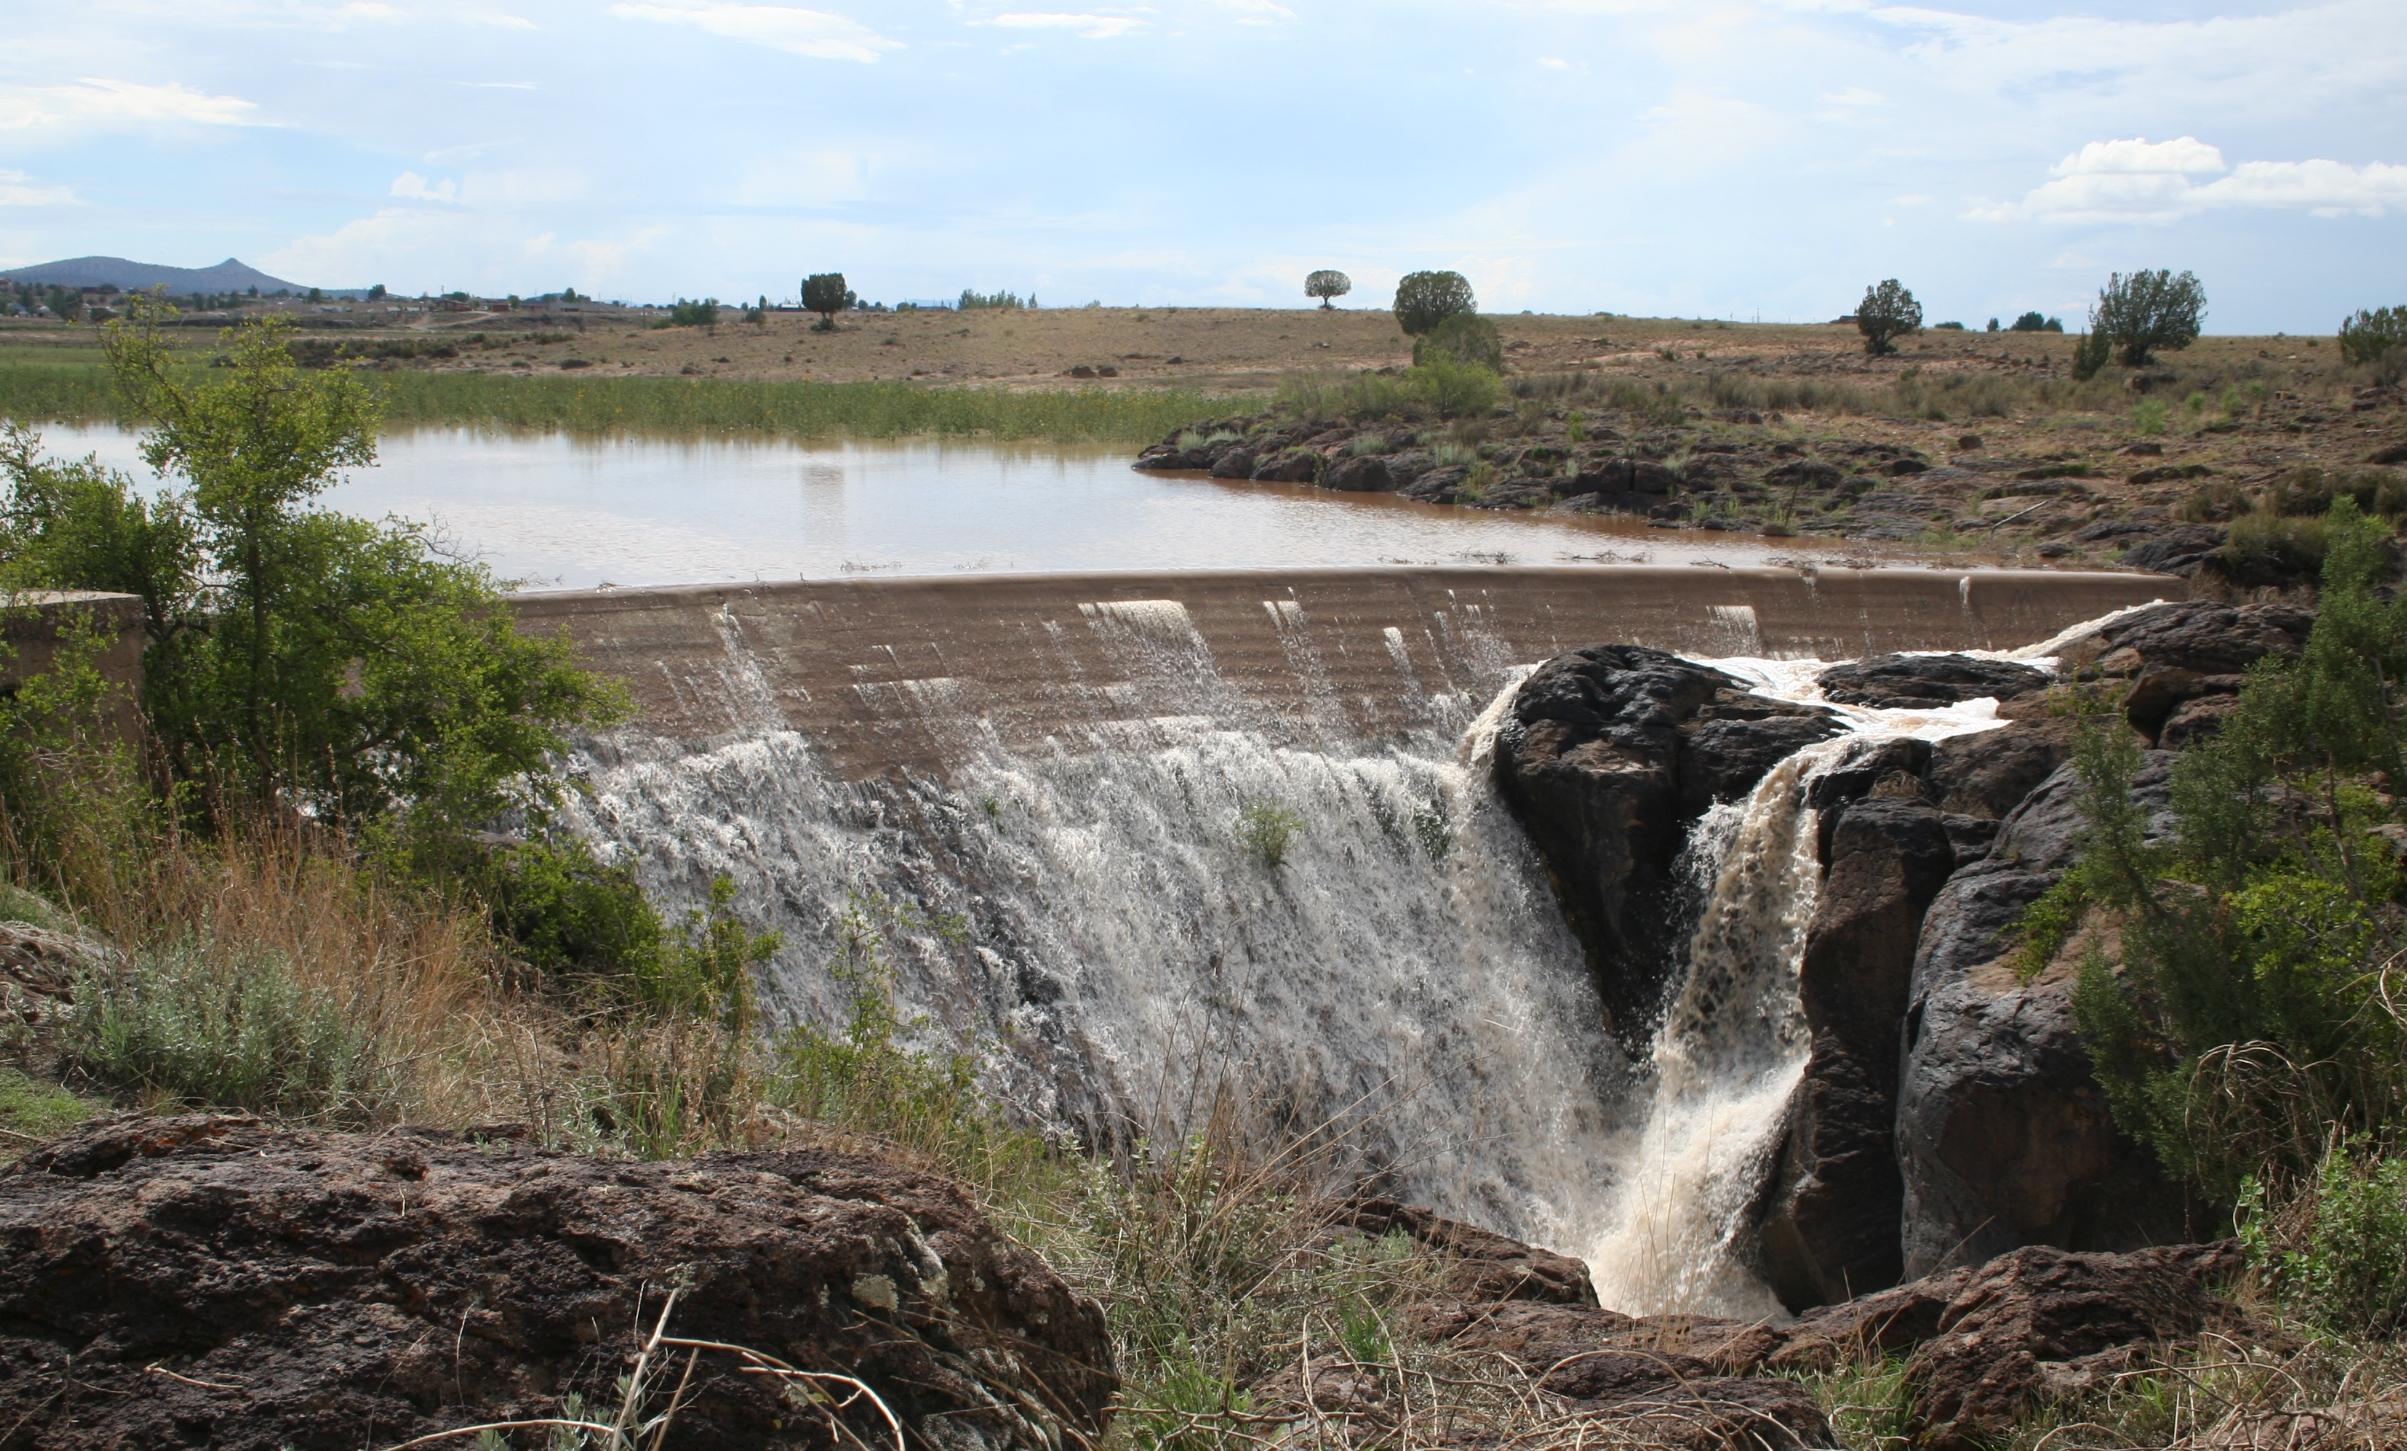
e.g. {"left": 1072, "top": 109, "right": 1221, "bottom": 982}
{"left": 517, "top": 564, "right": 2175, "bottom": 1290}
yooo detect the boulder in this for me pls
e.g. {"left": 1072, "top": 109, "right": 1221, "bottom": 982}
{"left": 1901, "top": 1242, "right": 2243, "bottom": 1450}
{"left": 1817, "top": 654, "right": 2051, "bottom": 710}
{"left": 1251, "top": 448, "right": 1321, "bottom": 483}
{"left": 1320, "top": 454, "right": 1394, "bottom": 493}
{"left": 1496, "top": 646, "right": 1843, "bottom": 1032}
{"left": 1927, "top": 717, "right": 2079, "bottom": 819}
{"left": 1207, "top": 446, "right": 1257, "bottom": 479}
{"left": 0, "top": 1115, "right": 1115, "bottom": 1451}
{"left": 2053, "top": 600, "right": 2314, "bottom": 682}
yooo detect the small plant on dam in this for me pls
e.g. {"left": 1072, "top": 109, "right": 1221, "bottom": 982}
{"left": 1235, "top": 801, "right": 1305, "bottom": 868}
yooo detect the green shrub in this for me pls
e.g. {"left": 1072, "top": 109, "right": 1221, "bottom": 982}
{"left": 2132, "top": 398, "right": 2169, "bottom": 436}
{"left": 2220, "top": 507, "right": 2330, "bottom": 580}
{"left": 661, "top": 297, "right": 719, "bottom": 328}
{"left": 1391, "top": 270, "right": 1476, "bottom": 337}
{"left": 1410, "top": 353, "right": 1502, "bottom": 420}
{"left": 1413, "top": 312, "right": 1503, "bottom": 372}
{"left": 2340, "top": 305, "right": 2406, "bottom": 382}
{"left": 2060, "top": 501, "right": 2407, "bottom": 1197}
{"left": 2241, "top": 1141, "right": 2407, "bottom": 1336}
{"left": 61, "top": 942, "right": 387, "bottom": 1118}
{"left": 1235, "top": 802, "right": 1304, "bottom": 867}
{"left": 1855, "top": 278, "right": 1922, "bottom": 356}
{"left": 473, "top": 836, "right": 777, "bottom": 1022}
{"left": 2072, "top": 327, "right": 2113, "bottom": 381}
{"left": 2093, "top": 269, "right": 2206, "bottom": 366}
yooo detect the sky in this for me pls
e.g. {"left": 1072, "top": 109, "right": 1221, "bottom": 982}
{"left": 0, "top": 0, "right": 2401, "bottom": 332}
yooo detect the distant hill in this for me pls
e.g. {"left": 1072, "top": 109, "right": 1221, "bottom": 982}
{"left": 0, "top": 255, "right": 358, "bottom": 297}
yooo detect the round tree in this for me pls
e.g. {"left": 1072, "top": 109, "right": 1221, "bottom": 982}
{"left": 2092, "top": 269, "right": 2204, "bottom": 366}
{"left": 1305, "top": 270, "right": 1352, "bottom": 310}
{"left": 802, "top": 272, "right": 848, "bottom": 331}
{"left": 1392, "top": 270, "right": 1476, "bottom": 337}
{"left": 1856, "top": 279, "right": 1922, "bottom": 356}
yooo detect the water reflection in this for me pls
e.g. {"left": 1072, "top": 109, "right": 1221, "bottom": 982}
{"left": 31, "top": 423, "right": 1857, "bottom": 591}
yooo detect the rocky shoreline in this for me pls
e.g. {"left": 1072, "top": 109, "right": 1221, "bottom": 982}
{"left": 1136, "top": 394, "right": 2406, "bottom": 584}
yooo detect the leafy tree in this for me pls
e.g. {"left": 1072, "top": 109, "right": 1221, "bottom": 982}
{"left": 803, "top": 272, "right": 848, "bottom": 330}
{"left": 1305, "top": 269, "right": 1352, "bottom": 310}
{"left": 2092, "top": 269, "right": 2206, "bottom": 366}
{"left": 2338, "top": 305, "right": 2405, "bottom": 383}
{"left": 1413, "top": 312, "right": 1503, "bottom": 372}
{"left": 1987, "top": 318, "right": 2001, "bottom": 332}
{"left": 2071, "top": 327, "right": 2112, "bottom": 381}
{"left": 2049, "top": 500, "right": 2407, "bottom": 1200}
{"left": 663, "top": 296, "right": 718, "bottom": 328}
{"left": 3, "top": 298, "right": 624, "bottom": 837}
{"left": 366, "top": 284, "right": 387, "bottom": 301}
{"left": 1854, "top": 279, "right": 1922, "bottom": 356}
{"left": 1392, "top": 271, "right": 1476, "bottom": 337}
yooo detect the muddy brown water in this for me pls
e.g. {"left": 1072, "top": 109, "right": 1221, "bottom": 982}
{"left": 34, "top": 423, "right": 1957, "bottom": 589}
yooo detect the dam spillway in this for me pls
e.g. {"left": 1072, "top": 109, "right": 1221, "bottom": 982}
{"left": 512, "top": 563, "right": 2178, "bottom": 1304}
{"left": 513, "top": 565, "right": 2178, "bottom": 774}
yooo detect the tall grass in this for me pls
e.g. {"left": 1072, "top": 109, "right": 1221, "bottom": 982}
{"left": 0, "top": 354, "right": 1235, "bottom": 445}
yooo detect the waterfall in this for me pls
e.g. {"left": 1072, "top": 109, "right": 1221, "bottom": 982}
{"left": 1575, "top": 655, "right": 2024, "bottom": 1316}
{"left": 556, "top": 663, "right": 1634, "bottom": 1247}
{"left": 557, "top": 605, "right": 2035, "bottom": 1307}
{"left": 1582, "top": 739, "right": 1845, "bottom": 1319}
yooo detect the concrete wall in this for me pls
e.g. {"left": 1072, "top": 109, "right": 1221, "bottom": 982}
{"left": 513, "top": 565, "right": 2181, "bottom": 780}
{"left": 0, "top": 591, "right": 146, "bottom": 746}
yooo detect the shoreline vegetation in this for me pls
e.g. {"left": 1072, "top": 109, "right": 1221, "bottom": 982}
{"left": 0, "top": 348, "right": 1242, "bottom": 445}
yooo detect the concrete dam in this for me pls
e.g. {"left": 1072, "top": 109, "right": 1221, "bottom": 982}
{"left": 514, "top": 564, "right": 2177, "bottom": 773}
{"left": 515, "top": 563, "right": 2177, "bottom": 1313}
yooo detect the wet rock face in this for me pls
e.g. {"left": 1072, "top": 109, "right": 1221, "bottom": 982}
{"left": 1816, "top": 653, "right": 2051, "bottom": 710}
{"left": 1756, "top": 797, "right": 1958, "bottom": 1309}
{"left": 0, "top": 1115, "right": 1115, "bottom": 1451}
{"left": 1894, "top": 757, "right": 2192, "bottom": 1278}
{"left": 1496, "top": 644, "right": 1843, "bottom": 1035}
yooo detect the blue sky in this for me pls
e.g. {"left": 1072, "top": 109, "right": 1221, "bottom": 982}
{"left": 1, "top": 0, "right": 2400, "bottom": 331}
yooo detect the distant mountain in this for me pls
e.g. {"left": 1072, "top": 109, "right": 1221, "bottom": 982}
{"left": 0, "top": 255, "right": 358, "bottom": 297}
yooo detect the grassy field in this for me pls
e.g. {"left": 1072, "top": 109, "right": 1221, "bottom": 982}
{"left": 0, "top": 340, "right": 1239, "bottom": 445}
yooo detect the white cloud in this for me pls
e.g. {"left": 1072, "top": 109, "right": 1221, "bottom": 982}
{"left": 992, "top": 12, "right": 1144, "bottom": 39}
{"left": 1213, "top": 0, "right": 1295, "bottom": 21}
{"left": 1976, "top": 135, "right": 2407, "bottom": 223}
{"left": 733, "top": 145, "right": 877, "bottom": 206}
{"left": 0, "top": 78, "right": 265, "bottom": 135}
{"left": 0, "top": 171, "right": 81, "bottom": 208}
{"left": 390, "top": 171, "right": 459, "bottom": 204}
{"left": 607, "top": 1, "right": 901, "bottom": 61}
{"left": 1536, "top": 56, "right": 1573, "bottom": 70}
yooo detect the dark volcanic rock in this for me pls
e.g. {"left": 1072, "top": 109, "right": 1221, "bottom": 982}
{"left": 1817, "top": 653, "right": 2050, "bottom": 710}
{"left": 1497, "top": 645, "right": 1844, "bottom": 1032}
{"left": 1901, "top": 1242, "right": 2243, "bottom": 1450}
{"left": 1321, "top": 454, "right": 1394, "bottom": 492}
{"left": 1758, "top": 797, "right": 1958, "bottom": 1308}
{"left": 2054, "top": 600, "right": 2314, "bottom": 682}
{"left": 0, "top": 1115, "right": 1115, "bottom": 1451}
{"left": 1897, "top": 759, "right": 2188, "bottom": 1277}
{"left": 1251, "top": 448, "right": 1321, "bottom": 483}
{"left": 1927, "top": 716, "right": 2083, "bottom": 819}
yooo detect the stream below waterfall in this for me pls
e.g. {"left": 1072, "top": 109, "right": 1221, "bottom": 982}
{"left": 557, "top": 617, "right": 2095, "bottom": 1317}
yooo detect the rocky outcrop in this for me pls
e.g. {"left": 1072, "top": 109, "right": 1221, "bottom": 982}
{"left": 1770, "top": 1240, "right": 2243, "bottom": 1448}
{"left": 1365, "top": 1198, "right": 2243, "bottom": 1451}
{"left": 1757, "top": 797, "right": 1957, "bottom": 1308}
{"left": 1817, "top": 653, "right": 2051, "bottom": 710}
{"left": 1898, "top": 1241, "right": 2243, "bottom": 1450}
{"left": 1894, "top": 757, "right": 2192, "bottom": 1277}
{"left": 1495, "top": 644, "right": 1844, "bottom": 1034}
{"left": 0, "top": 1115, "right": 1115, "bottom": 1451}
